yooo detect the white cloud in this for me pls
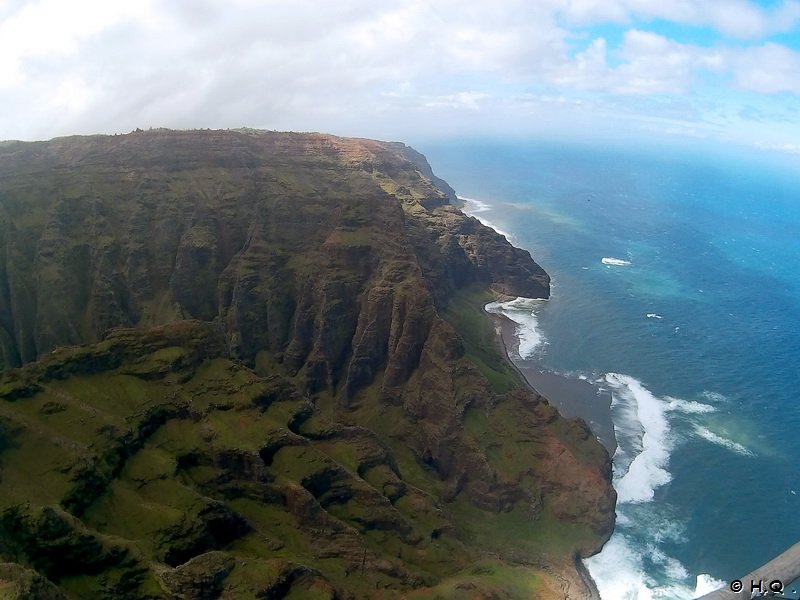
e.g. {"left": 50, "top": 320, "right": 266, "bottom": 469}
{"left": 559, "top": 0, "right": 800, "bottom": 39}
{"left": 730, "top": 43, "right": 800, "bottom": 94}
{"left": 552, "top": 37, "right": 611, "bottom": 89}
{"left": 0, "top": 0, "right": 572, "bottom": 139}
{"left": 615, "top": 30, "right": 696, "bottom": 93}
{"left": 756, "top": 141, "right": 800, "bottom": 154}
{"left": 0, "top": 0, "right": 152, "bottom": 89}
{"left": 551, "top": 29, "right": 800, "bottom": 99}
{"left": 0, "top": 0, "right": 799, "bottom": 146}
{"left": 551, "top": 30, "right": 704, "bottom": 95}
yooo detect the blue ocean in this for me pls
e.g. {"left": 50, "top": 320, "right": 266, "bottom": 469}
{"left": 418, "top": 138, "right": 800, "bottom": 599}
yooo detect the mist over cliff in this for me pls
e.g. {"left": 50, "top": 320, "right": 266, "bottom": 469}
{"left": 0, "top": 129, "right": 612, "bottom": 599}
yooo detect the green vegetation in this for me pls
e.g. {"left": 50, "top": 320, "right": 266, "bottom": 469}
{"left": 0, "top": 130, "right": 612, "bottom": 599}
{"left": 442, "top": 286, "right": 521, "bottom": 393}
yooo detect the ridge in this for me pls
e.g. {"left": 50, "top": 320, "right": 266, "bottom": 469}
{"left": 0, "top": 129, "right": 613, "bottom": 599}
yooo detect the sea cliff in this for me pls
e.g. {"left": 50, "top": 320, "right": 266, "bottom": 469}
{"left": 0, "top": 129, "right": 614, "bottom": 598}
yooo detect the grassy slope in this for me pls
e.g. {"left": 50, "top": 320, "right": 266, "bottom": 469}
{"left": 0, "top": 308, "right": 608, "bottom": 598}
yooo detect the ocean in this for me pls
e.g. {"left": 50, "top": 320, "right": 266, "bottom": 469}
{"left": 417, "top": 138, "right": 800, "bottom": 599}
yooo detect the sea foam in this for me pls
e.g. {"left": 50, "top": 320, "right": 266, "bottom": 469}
{"left": 587, "top": 374, "right": 697, "bottom": 600}
{"left": 458, "top": 196, "right": 515, "bottom": 240}
{"left": 485, "top": 296, "right": 547, "bottom": 359}
{"left": 587, "top": 538, "right": 727, "bottom": 600}
{"left": 602, "top": 256, "right": 632, "bottom": 266}
{"left": 693, "top": 425, "right": 754, "bottom": 456}
{"left": 585, "top": 378, "right": 745, "bottom": 598}
{"left": 606, "top": 373, "right": 672, "bottom": 503}
{"left": 665, "top": 396, "right": 716, "bottom": 414}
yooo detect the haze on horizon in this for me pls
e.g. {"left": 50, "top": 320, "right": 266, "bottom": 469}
{"left": 1, "top": 0, "right": 799, "bottom": 156}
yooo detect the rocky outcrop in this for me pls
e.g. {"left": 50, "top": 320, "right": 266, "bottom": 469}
{"left": 0, "top": 129, "right": 613, "bottom": 599}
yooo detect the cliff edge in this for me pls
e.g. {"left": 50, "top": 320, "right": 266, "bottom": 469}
{"left": 0, "top": 129, "right": 614, "bottom": 599}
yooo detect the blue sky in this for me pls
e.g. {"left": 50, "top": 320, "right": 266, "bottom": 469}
{"left": 1, "top": 0, "right": 799, "bottom": 154}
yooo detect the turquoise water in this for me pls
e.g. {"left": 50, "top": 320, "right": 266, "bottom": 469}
{"left": 418, "top": 138, "right": 800, "bottom": 599}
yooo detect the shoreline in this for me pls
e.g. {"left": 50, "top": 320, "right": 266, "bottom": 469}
{"left": 483, "top": 302, "right": 613, "bottom": 600}
{"left": 486, "top": 307, "right": 616, "bottom": 454}
{"left": 464, "top": 196, "right": 614, "bottom": 598}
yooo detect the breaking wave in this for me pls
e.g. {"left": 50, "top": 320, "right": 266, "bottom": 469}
{"left": 586, "top": 374, "right": 736, "bottom": 599}
{"left": 459, "top": 196, "right": 514, "bottom": 240}
{"left": 693, "top": 425, "right": 754, "bottom": 456}
{"left": 602, "top": 256, "right": 632, "bottom": 266}
{"left": 485, "top": 296, "right": 547, "bottom": 359}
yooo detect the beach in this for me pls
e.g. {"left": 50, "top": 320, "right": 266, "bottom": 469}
{"left": 488, "top": 308, "right": 616, "bottom": 454}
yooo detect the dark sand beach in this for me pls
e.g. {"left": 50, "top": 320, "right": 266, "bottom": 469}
{"left": 490, "top": 311, "right": 616, "bottom": 454}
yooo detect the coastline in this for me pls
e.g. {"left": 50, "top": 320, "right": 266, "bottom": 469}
{"left": 446, "top": 148, "right": 800, "bottom": 599}
{"left": 485, "top": 306, "right": 616, "bottom": 454}
{"left": 461, "top": 195, "right": 614, "bottom": 449}
{"left": 462, "top": 194, "right": 615, "bottom": 599}
{"left": 484, "top": 302, "right": 612, "bottom": 600}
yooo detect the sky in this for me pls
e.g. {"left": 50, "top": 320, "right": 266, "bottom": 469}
{"left": 1, "top": 0, "right": 800, "bottom": 153}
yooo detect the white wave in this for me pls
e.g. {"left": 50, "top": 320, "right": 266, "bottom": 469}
{"left": 664, "top": 397, "right": 716, "bottom": 414}
{"left": 588, "top": 377, "right": 738, "bottom": 599}
{"left": 694, "top": 574, "right": 727, "bottom": 596}
{"left": 588, "top": 374, "right": 683, "bottom": 598}
{"left": 606, "top": 373, "right": 672, "bottom": 503}
{"left": 458, "top": 195, "right": 514, "bottom": 240}
{"left": 602, "top": 256, "right": 632, "bottom": 266}
{"left": 693, "top": 425, "right": 754, "bottom": 456}
{"left": 649, "top": 546, "right": 689, "bottom": 580}
{"left": 585, "top": 534, "right": 656, "bottom": 600}
{"left": 646, "top": 313, "right": 663, "bottom": 319}
{"left": 485, "top": 296, "right": 547, "bottom": 359}
{"left": 459, "top": 195, "right": 491, "bottom": 213}
{"left": 608, "top": 383, "right": 644, "bottom": 479}
{"left": 586, "top": 528, "right": 724, "bottom": 600}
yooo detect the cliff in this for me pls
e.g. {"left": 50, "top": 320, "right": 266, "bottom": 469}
{"left": 0, "top": 129, "right": 614, "bottom": 599}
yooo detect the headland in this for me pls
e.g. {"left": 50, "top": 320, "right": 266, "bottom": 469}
{"left": 0, "top": 129, "right": 614, "bottom": 599}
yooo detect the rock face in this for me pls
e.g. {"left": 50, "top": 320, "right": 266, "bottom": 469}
{"left": 0, "top": 130, "right": 612, "bottom": 599}
{"left": 0, "top": 130, "right": 549, "bottom": 371}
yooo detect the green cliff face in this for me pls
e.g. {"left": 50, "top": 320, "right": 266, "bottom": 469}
{"left": 0, "top": 130, "right": 614, "bottom": 599}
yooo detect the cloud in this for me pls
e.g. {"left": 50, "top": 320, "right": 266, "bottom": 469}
{"left": 558, "top": 0, "right": 800, "bottom": 39}
{"left": 0, "top": 0, "right": 572, "bottom": 138}
{"left": 0, "top": 0, "right": 151, "bottom": 89}
{"left": 730, "top": 43, "right": 800, "bottom": 94}
{"left": 384, "top": 90, "right": 491, "bottom": 111}
{"left": 551, "top": 30, "right": 717, "bottom": 95}
{"left": 551, "top": 28, "right": 800, "bottom": 99}
{"left": 612, "top": 30, "right": 697, "bottom": 94}
{"left": 0, "top": 0, "right": 799, "bottom": 146}
{"left": 756, "top": 141, "right": 800, "bottom": 154}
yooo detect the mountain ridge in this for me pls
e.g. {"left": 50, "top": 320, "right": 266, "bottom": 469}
{"left": 0, "top": 129, "right": 613, "bottom": 599}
